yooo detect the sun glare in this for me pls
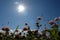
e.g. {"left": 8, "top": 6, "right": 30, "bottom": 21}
{"left": 17, "top": 5, "right": 25, "bottom": 12}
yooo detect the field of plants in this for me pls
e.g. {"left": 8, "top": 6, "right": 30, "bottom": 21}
{"left": 0, "top": 16, "right": 60, "bottom": 40}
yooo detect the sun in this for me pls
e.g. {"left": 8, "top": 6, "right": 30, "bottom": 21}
{"left": 17, "top": 5, "right": 25, "bottom": 12}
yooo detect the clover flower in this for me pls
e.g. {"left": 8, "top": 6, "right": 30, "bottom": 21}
{"left": 2, "top": 26, "right": 10, "bottom": 31}
{"left": 23, "top": 26, "right": 30, "bottom": 31}
{"left": 54, "top": 17, "right": 59, "bottom": 21}
{"left": 49, "top": 20, "right": 54, "bottom": 25}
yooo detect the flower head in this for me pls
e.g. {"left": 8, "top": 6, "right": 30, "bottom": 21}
{"left": 23, "top": 26, "right": 30, "bottom": 31}
{"left": 31, "top": 30, "right": 38, "bottom": 35}
{"left": 15, "top": 34, "right": 22, "bottom": 39}
{"left": 27, "top": 30, "right": 32, "bottom": 34}
{"left": 25, "top": 22, "right": 28, "bottom": 25}
{"left": 54, "top": 17, "right": 59, "bottom": 21}
{"left": 49, "top": 20, "right": 54, "bottom": 25}
{"left": 2, "top": 26, "right": 10, "bottom": 31}
{"left": 37, "top": 16, "right": 41, "bottom": 20}
{"left": 15, "top": 29, "right": 18, "bottom": 32}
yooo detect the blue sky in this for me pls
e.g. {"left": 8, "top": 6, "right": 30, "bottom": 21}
{"left": 0, "top": 0, "right": 60, "bottom": 31}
